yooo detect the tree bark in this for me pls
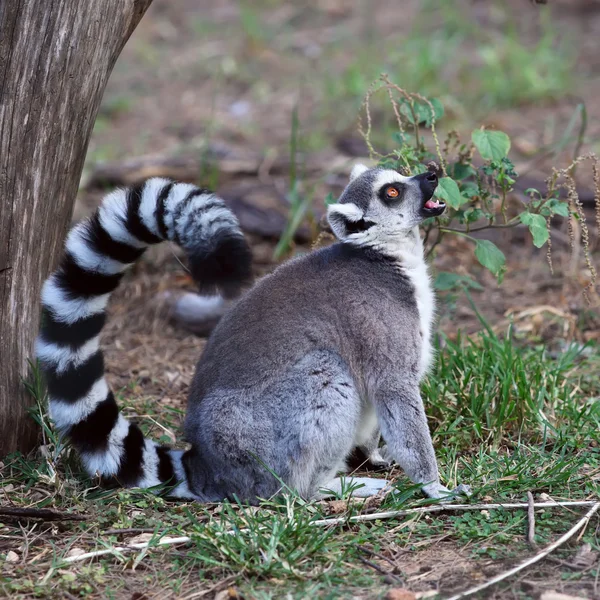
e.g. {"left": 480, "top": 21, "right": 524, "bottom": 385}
{"left": 0, "top": 0, "right": 153, "bottom": 456}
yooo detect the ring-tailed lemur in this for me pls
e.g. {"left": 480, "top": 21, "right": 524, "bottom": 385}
{"left": 36, "top": 165, "right": 469, "bottom": 501}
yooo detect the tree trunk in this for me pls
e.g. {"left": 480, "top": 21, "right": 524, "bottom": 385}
{"left": 0, "top": 0, "right": 153, "bottom": 456}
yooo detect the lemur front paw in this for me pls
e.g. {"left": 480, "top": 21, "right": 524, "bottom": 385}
{"left": 451, "top": 483, "right": 472, "bottom": 498}
{"left": 422, "top": 482, "right": 472, "bottom": 502}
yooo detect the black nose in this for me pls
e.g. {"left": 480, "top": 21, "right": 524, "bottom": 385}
{"left": 414, "top": 171, "right": 438, "bottom": 197}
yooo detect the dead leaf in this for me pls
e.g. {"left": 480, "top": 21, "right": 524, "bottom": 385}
{"left": 214, "top": 588, "right": 243, "bottom": 600}
{"left": 571, "top": 542, "right": 598, "bottom": 569}
{"left": 327, "top": 500, "right": 348, "bottom": 514}
{"left": 385, "top": 589, "right": 416, "bottom": 600}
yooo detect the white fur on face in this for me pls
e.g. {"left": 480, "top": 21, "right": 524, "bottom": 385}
{"left": 327, "top": 202, "right": 365, "bottom": 241}
{"left": 327, "top": 168, "right": 427, "bottom": 246}
{"left": 358, "top": 169, "right": 425, "bottom": 236}
{"left": 371, "top": 170, "right": 412, "bottom": 188}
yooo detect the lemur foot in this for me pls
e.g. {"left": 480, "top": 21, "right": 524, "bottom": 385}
{"left": 367, "top": 446, "right": 392, "bottom": 469}
{"left": 421, "top": 482, "right": 472, "bottom": 502}
{"left": 317, "top": 476, "right": 390, "bottom": 499}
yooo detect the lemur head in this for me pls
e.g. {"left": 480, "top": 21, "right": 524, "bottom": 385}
{"left": 327, "top": 164, "right": 444, "bottom": 247}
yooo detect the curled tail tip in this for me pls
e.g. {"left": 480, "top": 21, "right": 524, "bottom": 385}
{"left": 133, "top": 177, "right": 254, "bottom": 297}
{"left": 189, "top": 231, "right": 253, "bottom": 298}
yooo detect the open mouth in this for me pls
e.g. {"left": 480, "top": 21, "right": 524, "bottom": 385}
{"left": 421, "top": 197, "right": 446, "bottom": 217}
{"left": 415, "top": 171, "right": 445, "bottom": 217}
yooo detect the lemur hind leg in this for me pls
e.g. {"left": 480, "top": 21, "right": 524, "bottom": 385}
{"left": 185, "top": 351, "right": 362, "bottom": 502}
{"left": 276, "top": 351, "right": 364, "bottom": 499}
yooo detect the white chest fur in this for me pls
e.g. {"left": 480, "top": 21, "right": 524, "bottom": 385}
{"left": 375, "top": 227, "right": 436, "bottom": 379}
{"left": 401, "top": 251, "right": 435, "bottom": 378}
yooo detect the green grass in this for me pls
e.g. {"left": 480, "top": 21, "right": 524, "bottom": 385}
{"left": 2, "top": 314, "right": 600, "bottom": 598}
{"left": 425, "top": 327, "right": 597, "bottom": 449}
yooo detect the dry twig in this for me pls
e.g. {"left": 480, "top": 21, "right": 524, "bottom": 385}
{"left": 527, "top": 491, "right": 537, "bottom": 549}
{"left": 444, "top": 501, "right": 600, "bottom": 600}
{"left": 0, "top": 507, "right": 87, "bottom": 522}
{"left": 309, "top": 500, "right": 597, "bottom": 527}
{"left": 62, "top": 535, "right": 191, "bottom": 564}
{"left": 358, "top": 555, "right": 403, "bottom": 584}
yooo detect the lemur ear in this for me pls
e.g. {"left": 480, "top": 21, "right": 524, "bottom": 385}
{"left": 327, "top": 203, "right": 374, "bottom": 240}
{"left": 349, "top": 163, "right": 369, "bottom": 182}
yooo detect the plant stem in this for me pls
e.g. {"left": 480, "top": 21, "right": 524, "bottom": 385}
{"left": 409, "top": 100, "right": 421, "bottom": 150}
{"left": 439, "top": 228, "right": 477, "bottom": 242}
{"left": 441, "top": 219, "right": 520, "bottom": 235}
{"left": 571, "top": 102, "right": 587, "bottom": 177}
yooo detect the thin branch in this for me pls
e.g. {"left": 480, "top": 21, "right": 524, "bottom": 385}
{"left": 357, "top": 544, "right": 404, "bottom": 571}
{"left": 102, "top": 527, "right": 159, "bottom": 536}
{"left": 440, "top": 220, "right": 521, "bottom": 235}
{"left": 571, "top": 102, "right": 588, "bottom": 176}
{"left": 444, "top": 501, "right": 600, "bottom": 600}
{"left": 358, "top": 555, "right": 403, "bottom": 584}
{"left": 527, "top": 491, "right": 537, "bottom": 549}
{"left": 0, "top": 507, "right": 87, "bottom": 522}
{"left": 60, "top": 500, "right": 599, "bottom": 565}
{"left": 63, "top": 535, "right": 192, "bottom": 564}
{"left": 178, "top": 574, "right": 238, "bottom": 600}
{"left": 309, "top": 500, "right": 597, "bottom": 527}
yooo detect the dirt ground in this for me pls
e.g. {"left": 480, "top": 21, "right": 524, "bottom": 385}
{"left": 52, "top": 0, "right": 600, "bottom": 597}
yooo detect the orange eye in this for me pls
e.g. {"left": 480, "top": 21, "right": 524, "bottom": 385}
{"left": 386, "top": 186, "right": 399, "bottom": 199}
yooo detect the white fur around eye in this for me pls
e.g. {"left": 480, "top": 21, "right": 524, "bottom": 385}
{"left": 373, "top": 170, "right": 411, "bottom": 188}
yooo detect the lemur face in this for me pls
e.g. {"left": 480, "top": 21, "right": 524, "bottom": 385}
{"left": 327, "top": 165, "right": 445, "bottom": 244}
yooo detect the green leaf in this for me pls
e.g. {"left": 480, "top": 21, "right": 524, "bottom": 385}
{"left": 434, "top": 272, "right": 483, "bottom": 291}
{"left": 474, "top": 239, "right": 506, "bottom": 278}
{"left": 461, "top": 181, "right": 480, "bottom": 198}
{"left": 544, "top": 198, "right": 569, "bottom": 217}
{"left": 435, "top": 177, "right": 465, "bottom": 209}
{"left": 391, "top": 131, "right": 411, "bottom": 146}
{"left": 524, "top": 187, "right": 542, "bottom": 198}
{"left": 422, "top": 98, "right": 444, "bottom": 127}
{"left": 520, "top": 212, "right": 549, "bottom": 248}
{"left": 378, "top": 156, "right": 399, "bottom": 170}
{"left": 552, "top": 203, "right": 569, "bottom": 217}
{"left": 463, "top": 208, "right": 484, "bottom": 223}
{"left": 472, "top": 129, "right": 511, "bottom": 161}
{"left": 451, "top": 163, "right": 476, "bottom": 181}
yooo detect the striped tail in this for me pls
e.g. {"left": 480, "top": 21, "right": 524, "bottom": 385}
{"left": 35, "top": 178, "right": 252, "bottom": 497}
